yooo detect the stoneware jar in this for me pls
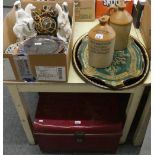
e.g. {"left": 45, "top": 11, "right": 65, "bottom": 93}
{"left": 88, "top": 15, "right": 116, "bottom": 68}
{"left": 109, "top": 1, "right": 133, "bottom": 51}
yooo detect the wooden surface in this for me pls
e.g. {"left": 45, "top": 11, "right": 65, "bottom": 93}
{"left": 133, "top": 90, "right": 151, "bottom": 146}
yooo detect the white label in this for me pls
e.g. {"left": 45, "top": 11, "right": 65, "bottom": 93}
{"left": 39, "top": 120, "right": 44, "bottom": 123}
{"left": 95, "top": 33, "right": 103, "bottom": 39}
{"left": 75, "top": 121, "right": 81, "bottom": 125}
{"left": 103, "top": 0, "right": 119, "bottom": 6}
{"left": 3, "top": 58, "right": 16, "bottom": 80}
{"left": 103, "top": 0, "right": 132, "bottom": 6}
{"left": 34, "top": 43, "right": 42, "bottom": 45}
{"left": 35, "top": 66, "right": 66, "bottom": 81}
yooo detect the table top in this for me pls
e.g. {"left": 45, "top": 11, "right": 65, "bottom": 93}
{"left": 4, "top": 20, "right": 151, "bottom": 87}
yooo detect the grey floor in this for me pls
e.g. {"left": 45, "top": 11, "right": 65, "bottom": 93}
{"left": 3, "top": 5, "right": 141, "bottom": 155}
{"left": 3, "top": 0, "right": 15, "bottom": 7}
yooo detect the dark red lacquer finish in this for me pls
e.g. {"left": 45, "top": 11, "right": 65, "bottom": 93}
{"left": 33, "top": 93, "right": 123, "bottom": 153}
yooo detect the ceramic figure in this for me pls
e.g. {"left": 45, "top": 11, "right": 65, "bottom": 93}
{"left": 55, "top": 2, "right": 72, "bottom": 42}
{"left": 25, "top": 3, "right": 36, "bottom": 17}
{"left": 13, "top": 1, "right": 37, "bottom": 41}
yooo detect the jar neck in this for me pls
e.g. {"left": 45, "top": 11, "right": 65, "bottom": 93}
{"left": 117, "top": 2, "right": 126, "bottom": 11}
{"left": 99, "top": 15, "right": 109, "bottom": 26}
{"left": 118, "top": 7, "right": 125, "bottom": 11}
{"left": 100, "top": 22, "right": 108, "bottom": 26}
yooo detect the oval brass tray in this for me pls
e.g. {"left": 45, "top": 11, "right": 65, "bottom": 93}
{"left": 72, "top": 34, "right": 150, "bottom": 90}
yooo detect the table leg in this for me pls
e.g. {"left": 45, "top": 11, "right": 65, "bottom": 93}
{"left": 7, "top": 85, "right": 35, "bottom": 144}
{"left": 120, "top": 86, "right": 145, "bottom": 144}
{"left": 133, "top": 90, "right": 151, "bottom": 145}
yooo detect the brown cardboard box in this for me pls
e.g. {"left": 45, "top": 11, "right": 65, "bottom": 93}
{"left": 3, "top": 8, "right": 22, "bottom": 81}
{"left": 74, "top": 0, "right": 95, "bottom": 21}
{"left": 3, "top": 0, "right": 74, "bottom": 82}
{"left": 140, "top": 1, "right": 151, "bottom": 59}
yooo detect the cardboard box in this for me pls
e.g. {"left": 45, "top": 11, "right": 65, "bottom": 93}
{"left": 140, "top": 1, "right": 151, "bottom": 59}
{"left": 74, "top": 0, "right": 95, "bottom": 21}
{"left": 3, "top": 0, "right": 74, "bottom": 82}
{"left": 96, "top": 0, "right": 133, "bottom": 18}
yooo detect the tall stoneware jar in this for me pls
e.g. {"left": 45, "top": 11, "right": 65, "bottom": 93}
{"left": 88, "top": 15, "right": 116, "bottom": 68}
{"left": 109, "top": 1, "right": 133, "bottom": 51}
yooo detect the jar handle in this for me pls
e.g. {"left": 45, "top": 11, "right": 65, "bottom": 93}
{"left": 108, "top": 4, "right": 117, "bottom": 15}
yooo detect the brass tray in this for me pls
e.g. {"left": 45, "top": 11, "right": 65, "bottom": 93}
{"left": 72, "top": 34, "right": 150, "bottom": 90}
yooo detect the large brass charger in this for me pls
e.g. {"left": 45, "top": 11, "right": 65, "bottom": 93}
{"left": 72, "top": 34, "right": 150, "bottom": 90}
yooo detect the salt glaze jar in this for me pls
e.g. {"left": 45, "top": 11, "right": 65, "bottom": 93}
{"left": 88, "top": 15, "right": 116, "bottom": 68}
{"left": 109, "top": 1, "right": 133, "bottom": 50}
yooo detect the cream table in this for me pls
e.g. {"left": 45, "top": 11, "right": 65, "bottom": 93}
{"left": 4, "top": 20, "right": 151, "bottom": 145}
